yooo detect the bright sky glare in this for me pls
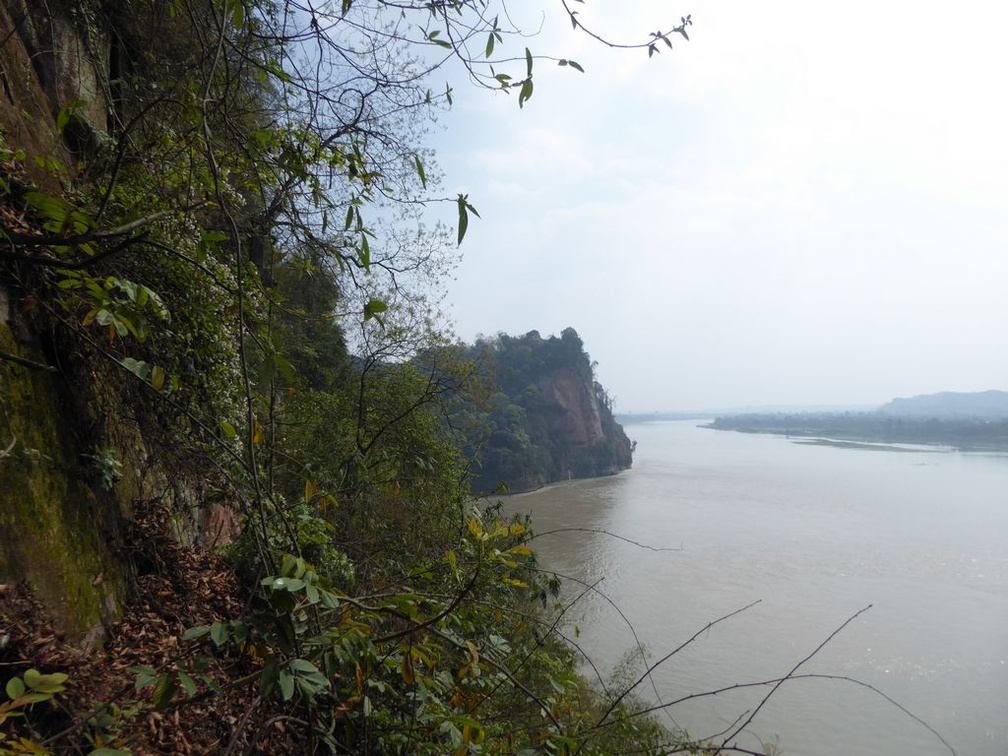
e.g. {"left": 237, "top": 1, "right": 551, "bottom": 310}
{"left": 431, "top": 0, "right": 1008, "bottom": 412}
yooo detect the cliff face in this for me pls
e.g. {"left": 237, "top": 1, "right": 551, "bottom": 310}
{"left": 0, "top": 0, "right": 232, "bottom": 642}
{"left": 547, "top": 368, "right": 605, "bottom": 446}
{"left": 462, "top": 328, "right": 633, "bottom": 494}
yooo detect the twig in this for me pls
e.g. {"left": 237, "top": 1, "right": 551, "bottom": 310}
{"left": 0, "top": 350, "right": 57, "bottom": 372}
{"left": 778, "top": 673, "right": 956, "bottom": 755}
{"left": 716, "top": 605, "right": 873, "bottom": 752}
{"left": 465, "top": 577, "right": 607, "bottom": 722}
{"left": 618, "top": 671, "right": 955, "bottom": 756}
{"left": 40, "top": 681, "right": 135, "bottom": 748}
{"left": 221, "top": 695, "right": 262, "bottom": 756}
{"left": 3, "top": 205, "right": 208, "bottom": 248}
{"left": 0, "top": 231, "right": 150, "bottom": 270}
{"left": 531, "top": 527, "right": 683, "bottom": 552}
{"left": 590, "top": 600, "right": 762, "bottom": 733}
{"left": 531, "top": 567, "right": 673, "bottom": 729}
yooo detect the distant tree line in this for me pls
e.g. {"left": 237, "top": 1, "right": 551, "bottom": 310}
{"left": 706, "top": 412, "right": 1008, "bottom": 450}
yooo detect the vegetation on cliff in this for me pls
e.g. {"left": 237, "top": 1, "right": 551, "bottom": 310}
{"left": 456, "top": 328, "right": 633, "bottom": 494}
{"left": 0, "top": 1, "right": 711, "bottom": 754}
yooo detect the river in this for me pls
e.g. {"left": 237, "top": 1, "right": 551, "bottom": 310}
{"left": 503, "top": 420, "right": 1008, "bottom": 755}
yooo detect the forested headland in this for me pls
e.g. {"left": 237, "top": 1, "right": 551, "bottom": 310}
{"left": 455, "top": 328, "right": 633, "bottom": 495}
{"left": 0, "top": 1, "right": 701, "bottom": 755}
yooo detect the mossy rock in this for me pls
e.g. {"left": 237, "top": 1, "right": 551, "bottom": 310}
{"left": 0, "top": 289, "right": 126, "bottom": 644}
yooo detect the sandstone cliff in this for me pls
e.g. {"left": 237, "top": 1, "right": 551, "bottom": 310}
{"left": 462, "top": 328, "right": 633, "bottom": 494}
{"left": 548, "top": 367, "right": 605, "bottom": 446}
{"left": 0, "top": 0, "right": 233, "bottom": 642}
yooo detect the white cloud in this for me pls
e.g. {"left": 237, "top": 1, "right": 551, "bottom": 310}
{"left": 436, "top": 0, "right": 1008, "bottom": 409}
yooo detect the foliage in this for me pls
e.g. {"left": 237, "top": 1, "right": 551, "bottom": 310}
{"left": 0, "top": 669, "right": 68, "bottom": 755}
{"left": 0, "top": 0, "right": 704, "bottom": 754}
{"left": 83, "top": 446, "right": 123, "bottom": 491}
{"left": 198, "top": 511, "right": 688, "bottom": 755}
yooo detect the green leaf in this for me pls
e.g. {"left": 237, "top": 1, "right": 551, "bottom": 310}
{"left": 259, "top": 661, "right": 279, "bottom": 698}
{"left": 152, "top": 676, "right": 175, "bottom": 710}
{"left": 120, "top": 358, "right": 150, "bottom": 380}
{"left": 177, "top": 671, "right": 197, "bottom": 698}
{"left": 363, "top": 298, "right": 387, "bottom": 322}
{"left": 229, "top": 620, "right": 249, "bottom": 645}
{"left": 567, "top": 59, "right": 584, "bottom": 73}
{"left": 525, "top": 47, "right": 533, "bottom": 78}
{"left": 272, "top": 353, "right": 294, "bottom": 383}
{"left": 288, "top": 659, "right": 320, "bottom": 675}
{"left": 457, "top": 195, "right": 469, "bottom": 245}
{"left": 5, "top": 676, "right": 25, "bottom": 700}
{"left": 182, "top": 625, "right": 211, "bottom": 642}
{"left": 305, "top": 583, "right": 319, "bottom": 604}
{"left": 114, "top": 312, "right": 139, "bottom": 341}
{"left": 219, "top": 421, "right": 237, "bottom": 439}
{"left": 518, "top": 79, "right": 533, "bottom": 109}
{"left": 134, "top": 674, "right": 157, "bottom": 691}
{"left": 24, "top": 192, "right": 68, "bottom": 222}
{"left": 150, "top": 365, "right": 166, "bottom": 391}
{"left": 210, "top": 622, "right": 229, "bottom": 647}
{"left": 359, "top": 232, "right": 370, "bottom": 268}
{"left": 280, "top": 553, "right": 300, "bottom": 578}
{"left": 278, "top": 670, "right": 295, "bottom": 701}
{"left": 413, "top": 154, "right": 426, "bottom": 189}
{"left": 262, "top": 576, "right": 305, "bottom": 592}
{"left": 485, "top": 33, "right": 495, "bottom": 58}
{"left": 201, "top": 675, "right": 224, "bottom": 696}
{"left": 23, "top": 669, "right": 67, "bottom": 694}
{"left": 427, "top": 30, "right": 452, "bottom": 49}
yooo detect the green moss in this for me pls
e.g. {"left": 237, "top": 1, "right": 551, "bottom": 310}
{"left": 0, "top": 314, "right": 125, "bottom": 641}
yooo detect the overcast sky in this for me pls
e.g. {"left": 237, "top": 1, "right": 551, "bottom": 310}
{"left": 427, "top": 0, "right": 1008, "bottom": 412}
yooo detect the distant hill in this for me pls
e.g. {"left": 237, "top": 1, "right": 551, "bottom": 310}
{"left": 879, "top": 390, "right": 1008, "bottom": 418}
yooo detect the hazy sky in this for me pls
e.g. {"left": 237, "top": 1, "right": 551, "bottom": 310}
{"left": 428, "top": 0, "right": 1008, "bottom": 412}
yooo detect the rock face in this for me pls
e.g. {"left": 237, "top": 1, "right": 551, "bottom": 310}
{"left": 548, "top": 368, "right": 605, "bottom": 446}
{"left": 462, "top": 329, "right": 633, "bottom": 495}
{"left": 0, "top": 0, "right": 231, "bottom": 642}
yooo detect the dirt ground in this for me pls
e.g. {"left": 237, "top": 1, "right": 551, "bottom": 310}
{"left": 0, "top": 500, "right": 296, "bottom": 755}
